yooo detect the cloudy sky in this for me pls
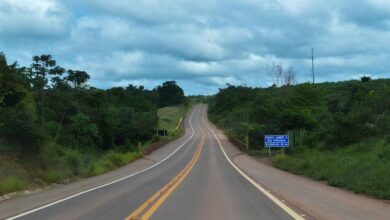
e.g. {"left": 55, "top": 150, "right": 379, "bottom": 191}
{"left": 1, "top": 0, "right": 390, "bottom": 94}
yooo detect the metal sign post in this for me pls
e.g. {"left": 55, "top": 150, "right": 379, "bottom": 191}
{"left": 268, "top": 145, "right": 271, "bottom": 157}
{"left": 156, "top": 129, "right": 168, "bottom": 137}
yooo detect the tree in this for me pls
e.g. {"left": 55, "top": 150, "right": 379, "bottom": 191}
{"left": 70, "top": 113, "right": 99, "bottom": 149}
{"left": 266, "top": 62, "right": 283, "bottom": 87}
{"left": 30, "top": 55, "right": 64, "bottom": 89}
{"left": 30, "top": 55, "right": 65, "bottom": 120}
{"left": 155, "top": 81, "right": 185, "bottom": 107}
{"left": 66, "top": 70, "right": 90, "bottom": 88}
{"left": 266, "top": 63, "right": 296, "bottom": 87}
{"left": 361, "top": 75, "right": 372, "bottom": 82}
{"left": 0, "top": 53, "right": 29, "bottom": 107}
{"left": 0, "top": 53, "right": 43, "bottom": 155}
{"left": 282, "top": 66, "right": 297, "bottom": 86}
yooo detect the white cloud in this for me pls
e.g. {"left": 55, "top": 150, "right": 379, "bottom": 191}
{"left": 368, "top": 0, "right": 390, "bottom": 10}
{"left": 178, "top": 61, "right": 222, "bottom": 74}
{"left": 1, "top": 0, "right": 390, "bottom": 94}
{"left": 277, "top": 0, "right": 310, "bottom": 15}
{"left": 0, "top": 0, "right": 68, "bottom": 37}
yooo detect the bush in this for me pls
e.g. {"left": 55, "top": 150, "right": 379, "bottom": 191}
{"left": 107, "top": 152, "right": 124, "bottom": 167}
{"left": 36, "top": 144, "right": 73, "bottom": 183}
{"left": 62, "top": 149, "right": 84, "bottom": 176}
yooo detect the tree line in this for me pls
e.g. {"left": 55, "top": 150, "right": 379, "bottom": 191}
{"left": 208, "top": 78, "right": 390, "bottom": 150}
{"left": 0, "top": 52, "right": 185, "bottom": 159}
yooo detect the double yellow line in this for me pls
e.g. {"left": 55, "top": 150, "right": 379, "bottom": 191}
{"left": 126, "top": 130, "right": 205, "bottom": 220}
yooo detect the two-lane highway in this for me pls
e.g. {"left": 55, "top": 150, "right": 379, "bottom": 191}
{"left": 3, "top": 104, "right": 300, "bottom": 220}
{"left": 148, "top": 105, "right": 296, "bottom": 220}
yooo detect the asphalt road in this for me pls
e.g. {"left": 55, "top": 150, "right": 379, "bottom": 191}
{"left": 2, "top": 104, "right": 298, "bottom": 220}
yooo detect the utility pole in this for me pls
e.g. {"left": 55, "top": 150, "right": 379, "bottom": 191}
{"left": 311, "top": 47, "right": 315, "bottom": 84}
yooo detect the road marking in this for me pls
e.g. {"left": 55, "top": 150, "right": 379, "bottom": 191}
{"left": 174, "top": 117, "right": 183, "bottom": 131}
{"left": 201, "top": 105, "right": 305, "bottom": 220}
{"left": 6, "top": 106, "right": 201, "bottom": 220}
{"left": 126, "top": 130, "right": 205, "bottom": 220}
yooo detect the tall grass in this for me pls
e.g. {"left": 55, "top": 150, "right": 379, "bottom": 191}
{"left": 88, "top": 151, "right": 140, "bottom": 176}
{"left": 0, "top": 156, "right": 27, "bottom": 194}
{"left": 0, "top": 146, "right": 140, "bottom": 195}
{"left": 0, "top": 177, "right": 26, "bottom": 194}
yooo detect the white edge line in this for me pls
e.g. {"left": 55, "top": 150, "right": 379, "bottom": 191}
{"left": 201, "top": 105, "right": 305, "bottom": 220}
{"left": 6, "top": 106, "right": 199, "bottom": 220}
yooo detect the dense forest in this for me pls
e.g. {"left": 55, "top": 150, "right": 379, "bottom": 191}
{"left": 209, "top": 79, "right": 390, "bottom": 199}
{"left": 0, "top": 53, "right": 185, "bottom": 194}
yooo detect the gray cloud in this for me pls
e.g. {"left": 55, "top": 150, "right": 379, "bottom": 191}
{"left": 0, "top": 0, "right": 69, "bottom": 39}
{"left": 1, "top": 0, "right": 389, "bottom": 94}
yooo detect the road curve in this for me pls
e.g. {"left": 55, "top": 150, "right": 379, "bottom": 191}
{"left": 2, "top": 104, "right": 298, "bottom": 220}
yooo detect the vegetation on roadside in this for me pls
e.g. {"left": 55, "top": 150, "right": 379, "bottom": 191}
{"left": 0, "top": 52, "right": 186, "bottom": 195}
{"left": 157, "top": 104, "right": 188, "bottom": 139}
{"left": 272, "top": 138, "right": 390, "bottom": 199}
{"left": 208, "top": 78, "right": 390, "bottom": 199}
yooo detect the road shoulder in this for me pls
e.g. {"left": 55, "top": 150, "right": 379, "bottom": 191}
{"left": 209, "top": 122, "right": 390, "bottom": 220}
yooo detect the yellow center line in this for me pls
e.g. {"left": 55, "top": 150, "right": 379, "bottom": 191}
{"left": 126, "top": 129, "right": 205, "bottom": 220}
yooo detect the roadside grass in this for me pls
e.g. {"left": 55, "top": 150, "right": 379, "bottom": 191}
{"left": 157, "top": 104, "right": 187, "bottom": 139}
{"left": 88, "top": 151, "right": 140, "bottom": 176}
{"left": 0, "top": 177, "right": 26, "bottom": 194}
{"left": 271, "top": 138, "right": 390, "bottom": 199}
{"left": 0, "top": 147, "right": 140, "bottom": 195}
{"left": 38, "top": 147, "right": 141, "bottom": 180}
{"left": 0, "top": 156, "right": 27, "bottom": 194}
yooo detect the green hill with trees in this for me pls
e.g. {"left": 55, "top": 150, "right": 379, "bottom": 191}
{"left": 0, "top": 53, "right": 185, "bottom": 195}
{"left": 208, "top": 79, "right": 390, "bottom": 199}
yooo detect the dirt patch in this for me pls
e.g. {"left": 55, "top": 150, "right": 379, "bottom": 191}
{"left": 227, "top": 137, "right": 247, "bottom": 151}
{"left": 252, "top": 156, "right": 273, "bottom": 166}
{"left": 227, "top": 137, "right": 274, "bottom": 166}
{"left": 141, "top": 140, "right": 170, "bottom": 156}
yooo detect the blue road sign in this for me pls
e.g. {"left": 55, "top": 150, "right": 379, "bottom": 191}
{"left": 264, "top": 135, "right": 289, "bottom": 148}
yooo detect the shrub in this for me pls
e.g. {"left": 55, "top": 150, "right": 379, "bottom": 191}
{"left": 62, "top": 149, "right": 84, "bottom": 176}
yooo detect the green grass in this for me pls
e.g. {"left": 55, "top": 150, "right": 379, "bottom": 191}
{"left": 157, "top": 104, "right": 187, "bottom": 138}
{"left": 88, "top": 151, "right": 140, "bottom": 176}
{"left": 0, "top": 177, "right": 26, "bottom": 194}
{"left": 38, "top": 170, "right": 70, "bottom": 183}
{"left": 0, "top": 156, "right": 28, "bottom": 194}
{"left": 271, "top": 138, "right": 390, "bottom": 199}
{"left": 0, "top": 148, "right": 140, "bottom": 195}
